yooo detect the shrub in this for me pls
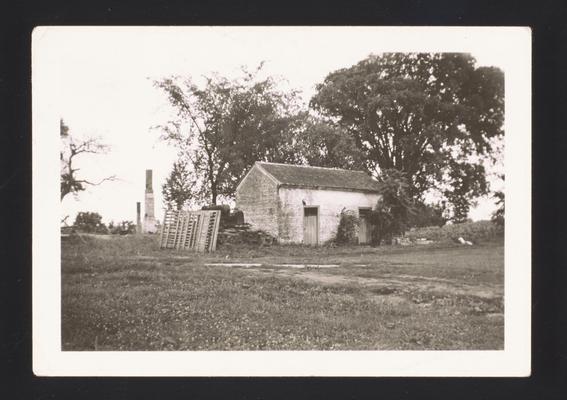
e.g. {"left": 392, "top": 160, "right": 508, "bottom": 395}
{"left": 492, "top": 191, "right": 505, "bottom": 227}
{"left": 335, "top": 209, "right": 359, "bottom": 245}
{"left": 73, "top": 212, "right": 108, "bottom": 234}
{"left": 368, "top": 207, "right": 394, "bottom": 245}
{"left": 110, "top": 221, "right": 137, "bottom": 235}
{"left": 228, "top": 209, "right": 244, "bottom": 226}
{"left": 368, "top": 169, "right": 415, "bottom": 245}
{"left": 405, "top": 220, "right": 503, "bottom": 243}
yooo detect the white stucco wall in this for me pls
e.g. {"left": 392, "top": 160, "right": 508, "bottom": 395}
{"left": 277, "top": 187, "right": 382, "bottom": 244}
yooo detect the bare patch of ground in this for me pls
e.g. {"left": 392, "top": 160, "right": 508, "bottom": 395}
{"left": 217, "top": 264, "right": 502, "bottom": 300}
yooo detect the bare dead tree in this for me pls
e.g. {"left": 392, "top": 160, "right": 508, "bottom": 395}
{"left": 60, "top": 119, "right": 116, "bottom": 200}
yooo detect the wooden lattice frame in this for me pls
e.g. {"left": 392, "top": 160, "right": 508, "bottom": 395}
{"left": 159, "top": 210, "right": 221, "bottom": 252}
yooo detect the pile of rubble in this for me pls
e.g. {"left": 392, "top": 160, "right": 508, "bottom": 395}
{"left": 217, "top": 223, "right": 276, "bottom": 246}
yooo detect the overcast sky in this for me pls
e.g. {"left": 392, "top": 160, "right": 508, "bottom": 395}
{"left": 56, "top": 27, "right": 507, "bottom": 224}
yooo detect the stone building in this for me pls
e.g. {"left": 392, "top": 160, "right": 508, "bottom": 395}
{"left": 235, "top": 162, "right": 382, "bottom": 245}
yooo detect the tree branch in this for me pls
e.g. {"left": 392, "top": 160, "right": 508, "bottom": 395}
{"left": 75, "top": 175, "right": 117, "bottom": 186}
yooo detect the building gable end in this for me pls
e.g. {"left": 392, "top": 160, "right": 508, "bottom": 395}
{"left": 236, "top": 163, "right": 281, "bottom": 193}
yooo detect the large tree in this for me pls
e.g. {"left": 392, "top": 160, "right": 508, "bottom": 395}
{"left": 60, "top": 119, "right": 115, "bottom": 200}
{"left": 154, "top": 67, "right": 303, "bottom": 205}
{"left": 310, "top": 53, "right": 504, "bottom": 221}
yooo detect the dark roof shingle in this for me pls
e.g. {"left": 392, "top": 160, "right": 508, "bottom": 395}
{"left": 257, "top": 162, "right": 381, "bottom": 192}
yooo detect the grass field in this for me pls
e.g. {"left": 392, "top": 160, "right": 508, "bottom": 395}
{"left": 62, "top": 235, "right": 504, "bottom": 351}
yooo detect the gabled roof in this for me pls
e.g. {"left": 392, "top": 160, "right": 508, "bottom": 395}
{"left": 254, "top": 162, "right": 382, "bottom": 193}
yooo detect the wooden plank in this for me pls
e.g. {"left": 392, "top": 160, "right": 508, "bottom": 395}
{"left": 196, "top": 212, "right": 209, "bottom": 252}
{"left": 203, "top": 211, "right": 215, "bottom": 252}
{"left": 165, "top": 210, "right": 177, "bottom": 249}
{"left": 159, "top": 210, "right": 171, "bottom": 248}
{"left": 189, "top": 214, "right": 199, "bottom": 250}
{"left": 175, "top": 213, "right": 187, "bottom": 250}
{"left": 207, "top": 211, "right": 220, "bottom": 252}
{"left": 160, "top": 210, "right": 174, "bottom": 249}
{"left": 174, "top": 211, "right": 184, "bottom": 250}
{"left": 180, "top": 213, "right": 191, "bottom": 249}
{"left": 209, "top": 211, "right": 221, "bottom": 251}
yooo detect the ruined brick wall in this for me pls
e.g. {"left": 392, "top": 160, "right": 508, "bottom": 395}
{"left": 278, "top": 187, "right": 382, "bottom": 244}
{"left": 235, "top": 166, "right": 279, "bottom": 237}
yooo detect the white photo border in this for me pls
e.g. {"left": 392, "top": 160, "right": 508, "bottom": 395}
{"left": 32, "top": 26, "right": 531, "bottom": 376}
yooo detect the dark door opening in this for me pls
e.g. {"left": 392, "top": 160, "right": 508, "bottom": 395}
{"left": 358, "top": 208, "right": 372, "bottom": 244}
{"left": 303, "top": 207, "right": 319, "bottom": 245}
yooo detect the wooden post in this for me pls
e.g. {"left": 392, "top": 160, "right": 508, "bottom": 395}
{"left": 136, "top": 202, "right": 142, "bottom": 234}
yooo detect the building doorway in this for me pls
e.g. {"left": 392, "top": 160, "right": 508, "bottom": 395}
{"left": 303, "top": 207, "right": 319, "bottom": 245}
{"left": 358, "top": 208, "right": 372, "bottom": 244}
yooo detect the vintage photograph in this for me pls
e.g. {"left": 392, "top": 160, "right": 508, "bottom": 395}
{"left": 33, "top": 27, "right": 531, "bottom": 375}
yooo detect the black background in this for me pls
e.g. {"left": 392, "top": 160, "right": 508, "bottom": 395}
{"left": 1, "top": 0, "right": 566, "bottom": 399}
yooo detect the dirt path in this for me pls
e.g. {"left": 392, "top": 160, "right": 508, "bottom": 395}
{"left": 128, "top": 255, "right": 502, "bottom": 300}
{"left": 235, "top": 266, "right": 502, "bottom": 300}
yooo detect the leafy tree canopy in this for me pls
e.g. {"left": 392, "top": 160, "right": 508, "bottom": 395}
{"left": 310, "top": 53, "right": 504, "bottom": 221}
{"left": 294, "top": 116, "right": 365, "bottom": 170}
{"left": 154, "top": 66, "right": 303, "bottom": 205}
{"left": 409, "top": 202, "right": 447, "bottom": 228}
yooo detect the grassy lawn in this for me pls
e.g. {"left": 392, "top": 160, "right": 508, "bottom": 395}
{"left": 62, "top": 235, "right": 504, "bottom": 351}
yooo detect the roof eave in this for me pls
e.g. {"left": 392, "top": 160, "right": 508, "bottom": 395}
{"left": 279, "top": 183, "right": 382, "bottom": 194}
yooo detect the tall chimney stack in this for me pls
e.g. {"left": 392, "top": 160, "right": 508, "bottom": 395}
{"left": 143, "top": 169, "right": 157, "bottom": 233}
{"left": 145, "top": 169, "right": 153, "bottom": 193}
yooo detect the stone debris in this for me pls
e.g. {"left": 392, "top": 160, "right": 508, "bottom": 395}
{"left": 457, "top": 236, "right": 474, "bottom": 246}
{"left": 392, "top": 236, "right": 412, "bottom": 246}
{"left": 217, "top": 223, "right": 277, "bottom": 246}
